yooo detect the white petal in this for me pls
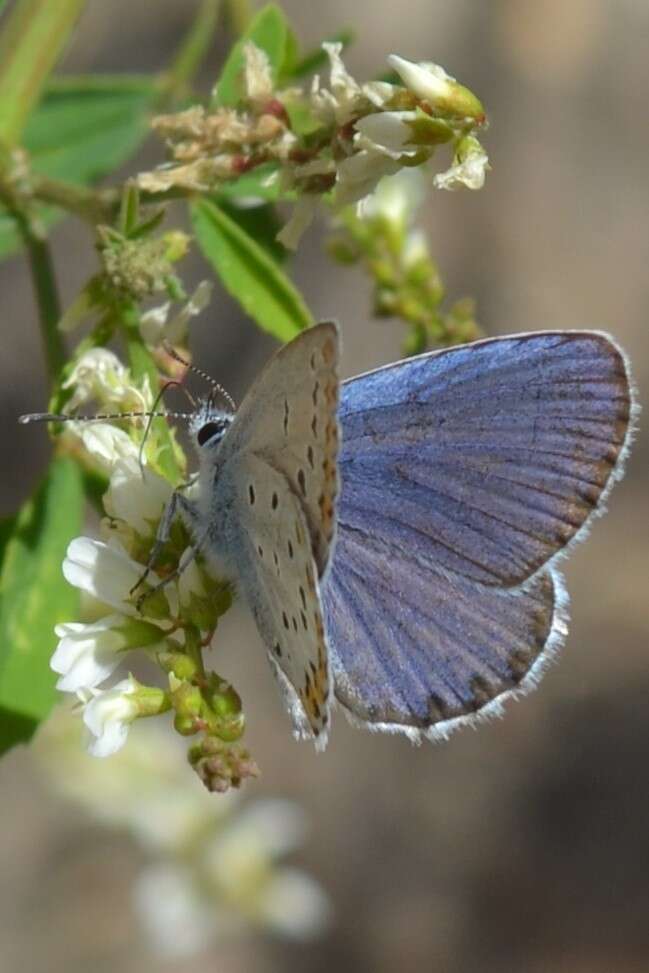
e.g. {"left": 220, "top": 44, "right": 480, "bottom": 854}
{"left": 242, "top": 41, "right": 274, "bottom": 105}
{"left": 334, "top": 150, "right": 401, "bottom": 207}
{"left": 51, "top": 615, "right": 125, "bottom": 692}
{"left": 62, "top": 537, "right": 152, "bottom": 615}
{"left": 433, "top": 146, "right": 489, "bottom": 190}
{"left": 133, "top": 863, "right": 217, "bottom": 958}
{"left": 86, "top": 717, "right": 131, "bottom": 757}
{"left": 72, "top": 423, "right": 139, "bottom": 472}
{"left": 104, "top": 458, "right": 173, "bottom": 535}
{"left": 259, "top": 868, "right": 331, "bottom": 939}
{"left": 354, "top": 111, "right": 416, "bottom": 156}
{"left": 83, "top": 676, "right": 139, "bottom": 757}
{"left": 387, "top": 54, "right": 454, "bottom": 103}
{"left": 357, "top": 167, "right": 426, "bottom": 225}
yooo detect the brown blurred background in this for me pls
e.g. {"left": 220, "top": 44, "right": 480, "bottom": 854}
{"left": 1, "top": 1, "right": 648, "bottom": 971}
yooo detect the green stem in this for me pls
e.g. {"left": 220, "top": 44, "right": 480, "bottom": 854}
{"left": 29, "top": 174, "right": 199, "bottom": 226}
{"left": 163, "top": 0, "right": 222, "bottom": 103}
{"left": 30, "top": 173, "right": 116, "bottom": 225}
{"left": 13, "top": 206, "right": 65, "bottom": 377}
{"left": 225, "top": 0, "right": 252, "bottom": 35}
{"left": 185, "top": 627, "right": 207, "bottom": 679}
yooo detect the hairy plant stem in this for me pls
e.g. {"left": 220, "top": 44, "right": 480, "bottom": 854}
{"left": 10, "top": 202, "right": 65, "bottom": 378}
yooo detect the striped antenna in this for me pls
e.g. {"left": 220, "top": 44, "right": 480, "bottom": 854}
{"left": 19, "top": 408, "right": 194, "bottom": 425}
{"left": 163, "top": 340, "right": 236, "bottom": 412}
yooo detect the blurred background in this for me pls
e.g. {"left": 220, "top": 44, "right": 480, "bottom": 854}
{"left": 1, "top": 1, "right": 648, "bottom": 971}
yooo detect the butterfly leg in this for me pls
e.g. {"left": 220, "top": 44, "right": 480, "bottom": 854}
{"left": 130, "top": 490, "right": 203, "bottom": 608}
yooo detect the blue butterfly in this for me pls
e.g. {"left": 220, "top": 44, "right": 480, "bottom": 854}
{"left": 21, "top": 324, "right": 635, "bottom": 748}
{"left": 162, "top": 323, "right": 633, "bottom": 747}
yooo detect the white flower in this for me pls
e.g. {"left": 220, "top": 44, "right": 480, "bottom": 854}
{"left": 134, "top": 863, "right": 218, "bottom": 958}
{"left": 259, "top": 868, "right": 332, "bottom": 940}
{"left": 434, "top": 137, "right": 489, "bottom": 191}
{"left": 62, "top": 349, "right": 151, "bottom": 413}
{"left": 52, "top": 614, "right": 168, "bottom": 693}
{"left": 334, "top": 149, "right": 401, "bottom": 207}
{"left": 62, "top": 537, "right": 162, "bottom": 616}
{"left": 82, "top": 675, "right": 140, "bottom": 757}
{"left": 311, "top": 42, "right": 362, "bottom": 125}
{"left": 103, "top": 457, "right": 173, "bottom": 536}
{"left": 310, "top": 43, "right": 395, "bottom": 127}
{"left": 140, "top": 281, "right": 213, "bottom": 346}
{"left": 354, "top": 110, "right": 418, "bottom": 159}
{"left": 70, "top": 422, "right": 140, "bottom": 473}
{"left": 242, "top": 41, "right": 274, "bottom": 107}
{"left": 357, "top": 167, "right": 426, "bottom": 226}
{"left": 52, "top": 615, "right": 127, "bottom": 692}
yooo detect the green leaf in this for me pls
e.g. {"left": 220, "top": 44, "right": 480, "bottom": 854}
{"left": 0, "top": 456, "right": 83, "bottom": 755}
{"left": 0, "top": 75, "right": 156, "bottom": 260}
{"left": 214, "top": 3, "right": 289, "bottom": 107}
{"left": 24, "top": 76, "right": 156, "bottom": 183}
{"left": 0, "top": 0, "right": 86, "bottom": 145}
{"left": 191, "top": 197, "right": 313, "bottom": 341}
{"left": 216, "top": 198, "right": 286, "bottom": 263}
{"left": 214, "top": 162, "right": 289, "bottom": 202}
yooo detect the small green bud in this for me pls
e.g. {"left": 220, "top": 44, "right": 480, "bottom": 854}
{"left": 116, "top": 617, "right": 168, "bottom": 650}
{"left": 133, "top": 585, "right": 170, "bottom": 621}
{"left": 174, "top": 712, "right": 199, "bottom": 736}
{"left": 326, "top": 236, "right": 360, "bottom": 264}
{"left": 388, "top": 55, "right": 485, "bottom": 122}
{"left": 157, "top": 650, "right": 199, "bottom": 680}
{"left": 215, "top": 713, "right": 246, "bottom": 743}
{"left": 209, "top": 680, "right": 242, "bottom": 718}
{"left": 162, "top": 231, "right": 190, "bottom": 263}
{"left": 133, "top": 683, "right": 171, "bottom": 718}
{"left": 171, "top": 679, "right": 204, "bottom": 719}
{"left": 407, "top": 108, "right": 454, "bottom": 146}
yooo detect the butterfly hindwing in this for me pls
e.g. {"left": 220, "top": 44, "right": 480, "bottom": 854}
{"left": 323, "top": 522, "right": 566, "bottom": 735}
{"left": 338, "top": 331, "right": 633, "bottom": 588}
{"left": 215, "top": 453, "right": 331, "bottom": 744}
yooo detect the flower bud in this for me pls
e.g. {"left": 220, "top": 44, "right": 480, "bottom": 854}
{"left": 387, "top": 55, "right": 485, "bottom": 120}
{"left": 170, "top": 679, "right": 204, "bottom": 721}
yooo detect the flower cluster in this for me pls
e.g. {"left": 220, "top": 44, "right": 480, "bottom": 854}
{"left": 328, "top": 169, "right": 481, "bottom": 353}
{"left": 56, "top": 182, "right": 212, "bottom": 352}
{"left": 51, "top": 351, "right": 255, "bottom": 792}
{"left": 35, "top": 713, "right": 330, "bottom": 956}
{"left": 138, "top": 43, "right": 488, "bottom": 248}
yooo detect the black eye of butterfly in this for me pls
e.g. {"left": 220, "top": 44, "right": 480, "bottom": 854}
{"left": 197, "top": 421, "right": 223, "bottom": 446}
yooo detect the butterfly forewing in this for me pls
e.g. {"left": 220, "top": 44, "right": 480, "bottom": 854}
{"left": 219, "top": 322, "right": 340, "bottom": 579}
{"left": 337, "top": 331, "right": 633, "bottom": 588}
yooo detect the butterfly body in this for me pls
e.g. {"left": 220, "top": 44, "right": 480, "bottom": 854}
{"left": 184, "top": 324, "right": 634, "bottom": 748}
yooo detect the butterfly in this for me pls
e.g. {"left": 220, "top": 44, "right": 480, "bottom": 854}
{"left": 175, "top": 322, "right": 634, "bottom": 749}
